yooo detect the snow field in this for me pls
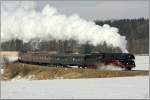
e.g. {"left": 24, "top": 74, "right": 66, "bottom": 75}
{"left": 1, "top": 76, "right": 149, "bottom": 99}
{"left": 134, "top": 55, "right": 149, "bottom": 70}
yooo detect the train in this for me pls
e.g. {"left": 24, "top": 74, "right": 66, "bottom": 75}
{"left": 18, "top": 51, "right": 136, "bottom": 70}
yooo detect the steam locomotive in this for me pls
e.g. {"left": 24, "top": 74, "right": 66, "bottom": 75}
{"left": 18, "top": 52, "right": 136, "bottom": 70}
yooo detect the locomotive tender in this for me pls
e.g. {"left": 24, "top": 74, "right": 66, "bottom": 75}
{"left": 18, "top": 52, "right": 135, "bottom": 70}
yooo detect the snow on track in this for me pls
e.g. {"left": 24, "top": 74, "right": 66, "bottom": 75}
{"left": 1, "top": 76, "right": 149, "bottom": 99}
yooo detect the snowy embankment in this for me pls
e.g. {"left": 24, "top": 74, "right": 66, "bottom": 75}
{"left": 0, "top": 51, "right": 18, "bottom": 64}
{"left": 0, "top": 56, "right": 18, "bottom": 64}
{"left": 0, "top": 56, "right": 18, "bottom": 74}
{"left": 1, "top": 76, "right": 149, "bottom": 99}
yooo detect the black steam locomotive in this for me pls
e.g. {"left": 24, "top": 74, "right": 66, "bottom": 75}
{"left": 18, "top": 52, "right": 136, "bottom": 70}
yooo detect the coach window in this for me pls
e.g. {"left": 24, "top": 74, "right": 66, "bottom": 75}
{"left": 46, "top": 56, "right": 47, "bottom": 59}
{"left": 64, "top": 58, "right": 67, "bottom": 62}
{"left": 77, "top": 58, "right": 79, "bottom": 61}
{"left": 76, "top": 58, "right": 79, "bottom": 62}
{"left": 74, "top": 58, "right": 77, "bottom": 62}
{"left": 56, "top": 58, "right": 60, "bottom": 61}
{"left": 63, "top": 58, "right": 66, "bottom": 62}
{"left": 75, "top": 58, "right": 78, "bottom": 62}
{"left": 73, "top": 58, "right": 75, "bottom": 61}
{"left": 45, "top": 56, "right": 47, "bottom": 58}
{"left": 78, "top": 58, "right": 80, "bottom": 62}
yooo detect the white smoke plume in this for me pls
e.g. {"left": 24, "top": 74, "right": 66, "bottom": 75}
{"left": 1, "top": 1, "right": 128, "bottom": 52}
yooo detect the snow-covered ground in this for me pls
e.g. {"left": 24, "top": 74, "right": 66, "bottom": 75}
{"left": 1, "top": 76, "right": 149, "bottom": 99}
{"left": 0, "top": 56, "right": 18, "bottom": 64}
{"left": 134, "top": 55, "right": 149, "bottom": 70}
{"left": 1, "top": 55, "right": 149, "bottom": 99}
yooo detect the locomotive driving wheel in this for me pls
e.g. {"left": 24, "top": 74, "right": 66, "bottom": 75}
{"left": 125, "top": 67, "right": 132, "bottom": 71}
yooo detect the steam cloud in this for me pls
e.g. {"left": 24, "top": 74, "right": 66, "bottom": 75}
{"left": 97, "top": 65, "right": 123, "bottom": 71}
{"left": 1, "top": 1, "right": 128, "bottom": 52}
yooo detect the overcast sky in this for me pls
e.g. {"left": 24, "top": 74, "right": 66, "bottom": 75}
{"left": 36, "top": 0, "right": 149, "bottom": 20}
{"left": 2, "top": 0, "right": 149, "bottom": 21}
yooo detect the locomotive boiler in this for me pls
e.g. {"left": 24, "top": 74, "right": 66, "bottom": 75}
{"left": 18, "top": 52, "right": 135, "bottom": 70}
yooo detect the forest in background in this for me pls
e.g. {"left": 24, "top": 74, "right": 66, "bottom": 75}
{"left": 95, "top": 18, "right": 149, "bottom": 54}
{"left": 1, "top": 18, "right": 149, "bottom": 54}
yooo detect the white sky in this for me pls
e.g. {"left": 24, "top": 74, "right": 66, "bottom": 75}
{"left": 1, "top": 0, "right": 149, "bottom": 21}
{"left": 36, "top": 0, "right": 149, "bottom": 20}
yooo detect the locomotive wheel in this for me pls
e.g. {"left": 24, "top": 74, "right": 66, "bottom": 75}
{"left": 125, "top": 67, "right": 132, "bottom": 71}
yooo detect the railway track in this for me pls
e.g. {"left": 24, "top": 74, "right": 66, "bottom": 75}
{"left": 1, "top": 63, "right": 149, "bottom": 80}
